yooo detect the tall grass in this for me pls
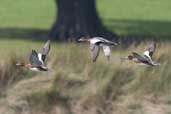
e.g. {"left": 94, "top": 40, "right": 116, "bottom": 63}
{"left": 0, "top": 40, "right": 170, "bottom": 114}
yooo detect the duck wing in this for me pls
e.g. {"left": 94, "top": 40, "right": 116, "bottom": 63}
{"left": 40, "top": 40, "right": 51, "bottom": 62}
{"left": 94, "top": 37, "right": 117, "bottom": 45}
{"left": 144, "top": 55, "right": 154, "bottom": 64}
{"left": 145, "top": 41, "right": 156, "bottom": 58}
{"left": 30, "top": 50, "right": 43, "bottom": 67}
{"left": 132, "top": 52, "right": 155, "bottom": 66}
{"left": 91, "top": 44, "right": 100, "bottom": 62}
{"left": 132, "top": 52, "right": 149, "bottom": 62}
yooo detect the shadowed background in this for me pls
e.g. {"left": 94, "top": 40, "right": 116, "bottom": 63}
{"left": 0, "top": 0, "right": 171, "bottom": 41}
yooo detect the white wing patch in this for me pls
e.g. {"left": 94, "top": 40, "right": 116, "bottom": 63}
{"left": 143, "top": 51, "right": 150, "bottom": 58}
{"left": 102, "top": 45, "right": 111, "bottom": 56}
{"left": 143, "top": 51, "right": 154, "bottom": 63}
{"left": 38, "top": 53, "right": 44, "bottom": 65}
{"left": 90, "top": 38, "right": 101, "bottom": 44}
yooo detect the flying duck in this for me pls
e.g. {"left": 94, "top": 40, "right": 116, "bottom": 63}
{"left": 124, "top": 41, "right": 160, "bottom": 66}
{"left": 78, "top": 37, "right": 118, "bottom": 62}
{"left": 16, "top": 40, "right": 51, "bottom": 71}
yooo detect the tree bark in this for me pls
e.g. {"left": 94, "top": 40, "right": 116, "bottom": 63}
{"left": 49, "top": 0, "right": 118, "bottom": 42}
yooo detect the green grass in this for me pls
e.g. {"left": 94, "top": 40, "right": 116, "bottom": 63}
{"left": 0, "top": 0, "right": 171, "bottom": 38}
{"left": 97, "top": 0, "right": 171, "bottom": 38}
{"left": 0, "top": 0, "right": 171, "bottom": 113}
{"left": 0, "top": 0, "right": 55, "bottom": 29}
{"left": 97, "top": 0, "right": 171, "bottom": 21}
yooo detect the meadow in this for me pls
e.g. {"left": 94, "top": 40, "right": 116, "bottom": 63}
{"left": 1, "top": 0, "right": 171, "bottom": 40}
{"left": 98, "top": 0, "right": 171, "bottom": 39}
{"left": 0, "top": 41, "right": 171, "bottom": 114}
{"left": 0, "top": 0, "right": 171, "bottom": 114}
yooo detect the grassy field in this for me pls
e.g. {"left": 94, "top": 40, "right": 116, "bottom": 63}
{"left": 0, "top": 0, "right": 171, "bottom": 114}
{"left": 0, "top": 40, "right": 170, "bottom": 114}
{"left": 0, "top": 0, "right": 171, "bottom": 39}
{"left": 0, "top": 0, "right": 55, "bottom": 28}
{"left": 97, "top": 0, "right": 171, "bottom": 39}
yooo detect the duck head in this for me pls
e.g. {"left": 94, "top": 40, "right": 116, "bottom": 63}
{"left": 127, "top": 55, "right": 134, "bottom": 60}
{"left": 25, "top": 64, "right": 32, "bottom": 68}
{"left": 78, "top": 37, "right": 89, "bottom": 42}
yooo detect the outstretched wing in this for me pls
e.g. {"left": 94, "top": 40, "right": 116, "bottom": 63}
{"left": 93, "top": 37, "right": 117, "bottom": 45}
{"left": 92, "top": 37, "right": 117, "bottom": 45}
{"left": 41, "top": 40, "right": 51, "bottom": 62}
{"left": 30, "top": 50, "right": 43, "bottom": 67}
{"left": 145, "top": 41, "right": 156, "bottom": 58}
{"left": 132, "top": 52, "right": 149, "bottom": 62}
{"left": 91, "top": 44, "right": 100, "bottom": 62}
{"left": 133, "top": 52, "right": 155, "bottom": 66}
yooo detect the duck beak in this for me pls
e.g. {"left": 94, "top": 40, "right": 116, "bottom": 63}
{"left": 16, "top": 63, "right": 24, "bottom": 67}
{"left": 16, "top": 63, "right": 21, "bottom": 66}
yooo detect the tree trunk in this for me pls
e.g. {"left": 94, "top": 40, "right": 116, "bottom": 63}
{"left": 49, "top": 0, "right": 118, "bottom": 42}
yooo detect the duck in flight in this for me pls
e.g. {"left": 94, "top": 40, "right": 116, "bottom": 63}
{"left": 124, "top": 41, "right": 160, "bottom": 66}
{"left": 78, "top": 37, "right": 118, "bottom": 62}
{"left": 16, "top": 40, "right": 51, "bottom": 71}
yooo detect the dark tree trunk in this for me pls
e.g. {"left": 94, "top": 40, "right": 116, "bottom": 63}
{"left": 49, "top": 0, "right": 118, "bottom": 42}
